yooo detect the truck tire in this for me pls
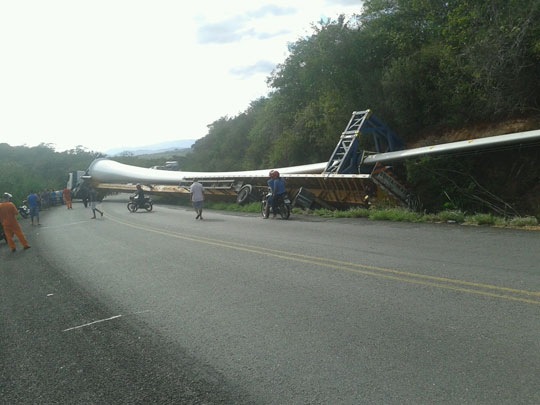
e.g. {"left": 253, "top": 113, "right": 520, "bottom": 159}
{"left": 236, "top": 185, "right": 254, "bottom": 205}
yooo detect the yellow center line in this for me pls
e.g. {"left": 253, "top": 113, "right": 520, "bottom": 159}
{"left": 106, "top": 214, "right": 540, "bottom": 306}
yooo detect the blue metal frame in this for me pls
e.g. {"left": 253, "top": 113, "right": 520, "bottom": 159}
{"left": 324, "top": 110, "right": 404, "bottom": 174}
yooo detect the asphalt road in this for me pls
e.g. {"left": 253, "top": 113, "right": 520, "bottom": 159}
{"left": 1, "top": 195, "right": 539, "bottom": 404}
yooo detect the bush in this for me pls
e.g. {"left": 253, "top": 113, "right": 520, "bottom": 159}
{"left": 438, "top": 210, "right": 466, "bottom": 223}
{"left": 207, "top": 202, "right": 260, "bottom": 213}
{"left": 467, "top": 213, "right": 503, "bottom": 226}
{"left": 508, "top": 216, "right": 538, "bottom": 227}
{"left": 348, "top": 208, "right": 371, "bottom": 218}
{"left": 313, "top": 208, "right": 335, "bottom": 217}
{"left": 197, "top": 202, "right": 539, "bottom": 229}
{"left": 368, "top": 208, "right": 423, "bottom": 222}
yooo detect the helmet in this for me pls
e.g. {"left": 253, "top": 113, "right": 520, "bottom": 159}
{"left": 268, "top": 170, "right": 275, "bottom": 178}
{"left": 136, "top": 184, "right": 142, "bottom": 189}
{"left": 271, "top": 170, "right": 279, "bottom": 179}
{"left": 3, "top": 192, "right": 12, "bottom": 201}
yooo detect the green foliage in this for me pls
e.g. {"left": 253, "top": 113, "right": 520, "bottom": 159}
{"left": 466, "top": 213, "right": 499, "bottom": 226}
{"left": 438, "top": 210, "right": 466, "bottom": 223}
{"left": 277, "top": 207, "right": 538, "bottom": 228}
{"left": 207, "top": 202, "right": 261, "bottom": 213}
{"left": 0, "top": 143, "right": 102, "bottom": 206}
{"left": 312, "top": 208, "right": 335, "bottom": 217}
{"left": 508, "top": 216, "right": 538, "bottom": 227}
{"left": 368, "top": 208, "right": 424, "bottom": 222}
{"left": 406, "top": 147, "right": 540, "bottom": 216}
{"left": 335, "top": 208, "right": 371, "bottom": 218}
{"left": 179, "top": 0, "right": 539, "bottom": 185}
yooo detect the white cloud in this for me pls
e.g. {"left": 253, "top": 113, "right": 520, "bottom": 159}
{"left": 0, "top": 0, "right": 362, "bottom": 152}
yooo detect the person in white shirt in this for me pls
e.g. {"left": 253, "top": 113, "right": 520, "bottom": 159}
{"left": 189, "top": 179, "right": 204, "bottom": 220}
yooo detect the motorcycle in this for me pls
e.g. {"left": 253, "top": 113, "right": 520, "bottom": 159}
{"left": 18, "top": 201, "right": 30, "bottom": 219}
{"left": 261, "top": 188, "right": 291, "bottom": 220}
{"left": 127, "top": 195, "right": 153, "bottom": 212}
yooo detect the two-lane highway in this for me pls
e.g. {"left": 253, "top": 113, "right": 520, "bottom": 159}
{"left": 1, "top": 195, "right": 539, "bottom": 403}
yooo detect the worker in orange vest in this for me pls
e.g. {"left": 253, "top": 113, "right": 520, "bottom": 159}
{"left": 0, "top": 193, "right": 30, "bottom": 252}
{"left": 62, "top": 188, "right": 73, "bottom": 209}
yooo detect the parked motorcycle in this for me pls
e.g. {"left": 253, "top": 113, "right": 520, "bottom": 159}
{"left": 18, "top": 201, "right": 30, "bottom": 219}
{"left": 261, "top": 188, "right": 291, "bottom": 220}
{"left": 127, "top": 195, "right": 153, "bottom": 212}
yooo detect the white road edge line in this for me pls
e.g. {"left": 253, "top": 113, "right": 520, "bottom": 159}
{"left": 62, "top": 315, "right": 122, "bottom": 332}
{"left": 62, "top": 310, "right": 151, "bottom": 332}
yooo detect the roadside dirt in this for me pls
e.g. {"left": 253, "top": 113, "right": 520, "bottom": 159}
{"left": 411, "top": 117, "right": 540, "bottom": 148}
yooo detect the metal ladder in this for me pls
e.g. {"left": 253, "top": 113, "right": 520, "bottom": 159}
{"left": 324, "top": 110, "right": 371, "bottom": 174}
{"left": 324, "top": 109, "right": 405, "bottom": 174}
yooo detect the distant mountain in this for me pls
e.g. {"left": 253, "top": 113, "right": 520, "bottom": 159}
{"left": 106, "top": 139, "right": 196, "bottom": 156}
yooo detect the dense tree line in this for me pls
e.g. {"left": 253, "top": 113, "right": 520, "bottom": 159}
{"left": 0, "top": 144, "right": 101, "bottom": 206}
{"left": 181, "top": 0, "right": 539, "bottom": 171}
{"left": 0, "top": 144, "right": 169, "bottom": 207}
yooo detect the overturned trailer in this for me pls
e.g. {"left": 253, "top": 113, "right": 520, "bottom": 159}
{"left": 81, "top": 110, "right": 540, "bottom": 210}
{"left": 83, "top": 110, "right": 411, "bottom": 209}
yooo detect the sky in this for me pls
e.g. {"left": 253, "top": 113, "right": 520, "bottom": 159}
{"left": 0, "top": 0, "right": 362, "bottom": 153}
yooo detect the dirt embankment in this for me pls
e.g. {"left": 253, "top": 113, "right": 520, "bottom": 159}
{"left": 411, "top": 117, "right": 540, "bottom": 148}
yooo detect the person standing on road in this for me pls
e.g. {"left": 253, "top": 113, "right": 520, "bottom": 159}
{"left": 50, "top": 189, "right": 57, "bottom": 206}
{"left": 62, "top": 187, "right": 73, "bottom": 209}
{"left": 27, "top": 191, "right": 40, "bottom": 226}
{"left": 89, "top": 188, "right": 103, "bottom": 219}
{"left": 0, "top": 192, "right": 31, "bottom": 252}
{"left": 189, "top": 179, "right": 204, "bottom": 220}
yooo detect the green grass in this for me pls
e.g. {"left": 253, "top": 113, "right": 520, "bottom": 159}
{"left": 292, "top": 206, "right": 539, "bottom": 229}
{"left": 368, "top": 208, "right": 424, "bottom": 222}
{"left": 438, "top": 210, "right": 466, "bottom": 223}
{"left": 157, "top": 197, "right": 539, "bottom": 229}
{"left": 508, "top": 216, "right": 538, "bottom": 227}
{"left": 466, "top": 213, "right": 500, "bottom": 226}
{"left": 206, "top": 201, "right": 261, "bottom": 213}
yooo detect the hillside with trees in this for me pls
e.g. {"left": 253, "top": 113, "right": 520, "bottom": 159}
{"left": 182, "top": 0, "right": 539, "bottom": 170}
{"left": 0, "top": 144, "right": 100, "bottom": 206}
{"left": 178, "top": 0, "right": 539, "bottom": 215}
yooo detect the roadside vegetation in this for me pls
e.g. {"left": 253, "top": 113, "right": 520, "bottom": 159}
{"left": 290, "top": 207, "right": 538, "bottom": 229}
{"left": 181, "top": 200, "right": 539, "bottom": 230}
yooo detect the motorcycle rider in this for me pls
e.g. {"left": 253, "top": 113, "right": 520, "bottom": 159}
{"left": 134, "top": 184, "right": 145, "bottom": 207}
{"left": 269, "top": 170, "right": 286, "bottom": 219}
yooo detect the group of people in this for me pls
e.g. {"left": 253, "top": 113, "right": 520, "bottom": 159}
{"left": 132, "top": 181, "right": 205, "bottom": 220}
{"left": 186, "top": 170, "right": 286, "bottom": 220}
{"left": 184, "top": 172, "right": 286, "bottom": 221}
{"left": 31, "top": 189, "right": 71, "bottom": 210}
{"left": 25, "top": 188, "right": 74, "bottom": 226}
{"left": 1, "top": 186, "right": 83, "bottom": 252}
{"left": 1, "top": 171, "right": 286, "bottom": 253}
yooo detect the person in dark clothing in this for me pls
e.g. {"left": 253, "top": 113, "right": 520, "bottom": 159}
{"left": 270, "top": 170, "right": 286, "bottom": 219}
{"left": 89, "top": 188, "right": 103, "bottom": 219}
{"left": 135, "top": 184, "right": 145, "bottom": 207}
